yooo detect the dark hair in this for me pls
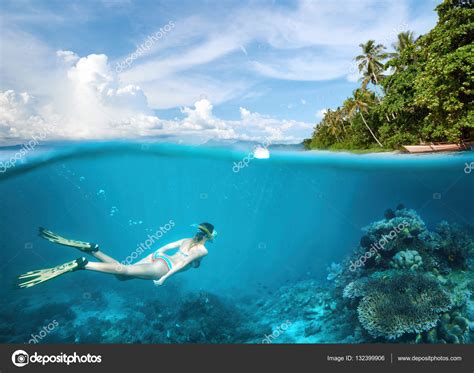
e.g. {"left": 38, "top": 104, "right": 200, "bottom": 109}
{"left": 193, "top": 222, "right": 214, "bottom": 244}
{"left": 199, "top": 222, "right": 214, "bottom": 234}
{"left": 194, "top": 231, "right": 207, "bottom": 241}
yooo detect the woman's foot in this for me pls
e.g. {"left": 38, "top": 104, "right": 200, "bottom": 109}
{"left": 39, "top": 228, "right": 99, "bottom": 252}
{"left": 17, "top": 257, "right": 88, "bottom": 288}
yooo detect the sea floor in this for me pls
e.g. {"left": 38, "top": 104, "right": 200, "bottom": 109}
{"left": 1, "top": 267, "right": 472, "bottom": 344}
{"left": 0, "top": 278, "right": 362, "bottom": 344}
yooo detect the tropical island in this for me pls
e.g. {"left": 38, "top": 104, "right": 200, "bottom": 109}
{"left": 304, "top": 0, "right": 473, "bottom": 152}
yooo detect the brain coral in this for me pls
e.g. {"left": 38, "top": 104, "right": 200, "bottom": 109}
{"left": 390, "top": 250, "right": 423, "bottom": 270}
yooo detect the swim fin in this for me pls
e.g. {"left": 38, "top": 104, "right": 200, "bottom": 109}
{"left": 17, "top": 257, "right": 88, "bottom": 289}
{"left": 39, "top": 228, "right": 99, "bottom": 252}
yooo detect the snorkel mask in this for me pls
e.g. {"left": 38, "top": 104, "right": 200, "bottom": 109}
{"left": 191, "top": 223, "right": 217, "bottom": 242}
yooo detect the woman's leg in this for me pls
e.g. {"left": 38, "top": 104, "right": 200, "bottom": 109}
{"left": 89, "top": 250, "right": 120, "bottom": 264}
{"left": 38, "top": 228, "right": 121, "bottom": 264}
{"left": 85, "top": 261, "right": 168, "bottom": 280}
{"left": 17, "top": 258, "right": 168, "bottom": 288}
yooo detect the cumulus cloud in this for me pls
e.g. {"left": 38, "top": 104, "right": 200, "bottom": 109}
{"left": 1, "top": 52, "right": 160, "bottom": 143}
{"left": 236, "top": 104, "right": 312, "bottom": 141}
{"left": 0, "top": 91, "right": 45, "bottom": 140}
{"left": 0, "top": 50, "right": 313, "bottom": 145}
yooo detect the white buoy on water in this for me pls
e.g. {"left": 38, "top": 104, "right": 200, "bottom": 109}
{"left": 253, "top": 146, "right": 270, "bottom": 159}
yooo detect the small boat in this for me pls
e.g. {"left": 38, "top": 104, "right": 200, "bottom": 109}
{"left": 402, "top": 141, "right": 473, "bottom": 154}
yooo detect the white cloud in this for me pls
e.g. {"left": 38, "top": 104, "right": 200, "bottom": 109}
{"left": 119, "top": 0, "right": 436, "bottom": 85}
{"left": 236, "top": 105, "right": 313, "bottom": 141}
{"left": 239, "top": 107, "right": 251, "bottom": 118}
{"left": 181, "top": 99, "right": 217, "bottom": 129}
{"left": 121, "top": 35, "right": 241, "bottom": 84}
{"left": 0, "top": 51, "right": 313, "bottom": 145}
{"left": 315, "top": 109, "right": 327, "bottom": 120}
{"left": 0, "top": 90, "right": 61, "bottom": 141}
{"left": 56, "top": 50, "right": 79, "bottom": 64}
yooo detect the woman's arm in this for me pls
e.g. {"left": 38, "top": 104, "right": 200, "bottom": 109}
{"left": 155, "top": 250, "right": 206, "bottom": 286}
{"left": 156, "top": 239, "right": 185, "bottom": 254}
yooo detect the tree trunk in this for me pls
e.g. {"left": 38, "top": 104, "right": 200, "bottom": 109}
{"left": 360, "top": 111, "right": 383, "bottom": 147}
{"left": 373, "top": 73, "right": 393, "bottom": 124}
{"left": 372, "top": 72, "right": 391, "bottom": 123}
{"left": 372, "top": 73, "right": 382, "bottom": 103}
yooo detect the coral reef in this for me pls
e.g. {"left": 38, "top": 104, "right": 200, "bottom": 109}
{"left": 389, "top": 250, "right": 423, "bottom": 270}
{"left": 360, "top": 207, "right": 430, "bottom": 254}
{"left": 339, "top": 208, "right": 435, "bottom": 280}
{"left": 326, "top": 262, "right": 343, "bottom": 281}
{"left": 334, "top": 205, "right": 473, "bottom": 343}
{"left": 344, "top": 271, "right": 452, "bottom": 339}
{"left": 341, "top": 206, "right": 473, "bottom": 277}
{"left": 432, "top": 221, "right": 474, "bottom": 270}
{"left": 423, "top": 311, "right": 470, "bottom": 344}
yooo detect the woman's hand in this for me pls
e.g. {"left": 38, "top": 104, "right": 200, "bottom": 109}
{"left": 154, "top": 248, "right": 206, "bottom": 286}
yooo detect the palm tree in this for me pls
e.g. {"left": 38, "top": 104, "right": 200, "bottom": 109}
{"left": 355, "top": 40, "right": 389, "bottom": 89}
{"left": 344, "top": 89, "right": 383, "bottom": 147}
{"left": 383, "top": 31, "right": 417, "bottom": 120}
{"left": 360, "top": 68, "right": 386, "bottom": 92}
{"left": 334, "top": 107, "right": 347, "bottom": 133}
{"left": 341, "top": 103, "right": 354, "bottom": 128}
{"left": 388, "top": 31, "right": 417, "bottom": 72}
{"left": 324, "top": 109, "right": 342, "bottom": 142}
{"left": 393, "top": 31, "right": 416, "bottom": 55}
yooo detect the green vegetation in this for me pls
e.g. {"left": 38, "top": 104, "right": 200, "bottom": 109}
{"left": 304, "top": 0, "right": 473, "bottom": 151}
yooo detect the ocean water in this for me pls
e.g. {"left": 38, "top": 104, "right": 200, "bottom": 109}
{"left": 0, "top": 143, "right": 472, "bottom": 343}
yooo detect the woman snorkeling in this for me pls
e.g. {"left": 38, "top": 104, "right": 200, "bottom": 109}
{"left": 17, "top": 223, "right": 216, "bottom": 288}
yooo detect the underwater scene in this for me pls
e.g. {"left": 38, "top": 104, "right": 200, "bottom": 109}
{"left": 0, "top": 143, "right": 473, "bottom": 344}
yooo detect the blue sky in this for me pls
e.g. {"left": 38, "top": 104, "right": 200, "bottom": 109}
{"left": 0, "top": 0, "right": 441, "bottom": 144}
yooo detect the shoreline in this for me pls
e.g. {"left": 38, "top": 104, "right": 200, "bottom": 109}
{"left": 1, "top": 140, "right": 473, "bottom": 157}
